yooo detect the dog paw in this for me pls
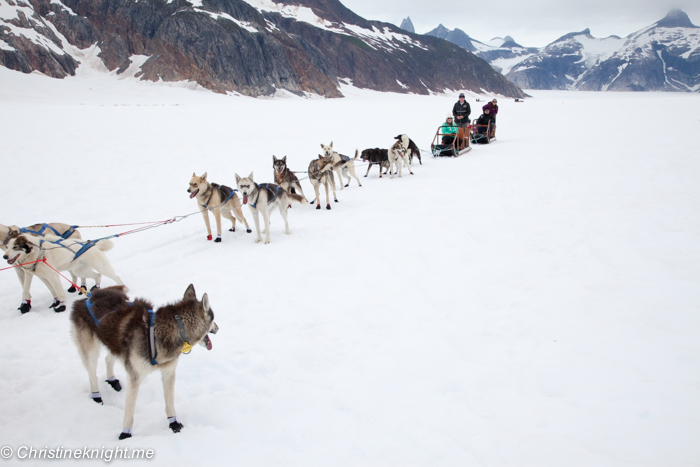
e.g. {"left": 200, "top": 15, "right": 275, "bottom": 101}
{"left": 206, "top": 235, "right": 212, "bottom": 241}
{"left": 92, "top": 397, "right": 103, "bottom": 405}
{"left": 54, "top": 304, "right": 66, "bottom": 313}
{"left": 229, "top": 228, "right": 235, "bottom": 232}
{"left": 106, "top": 379, "right": 122, "bottom": 392}
{"left": 118, "top": 432, "right": 132, "bottom": 440}
{"left": 310, "top": 200, "right": 315, "bottom": 205}
{"left": 246, "top": 228, "right": 252, "bottom": 233}
{"left": 90, "top": 285, "right": 100, "bottom": 291}
{"left": 67, "top": 286, "right": 77, "bottom": 293}
{"left": 49, "top": 299, "right": 60, "bottom": 309}
{"left": 214, "top": 237, "right": 222, "bottom": 243}
{"left": 255, "top": 238, "right": 262, "bottom": 243}
{"left": 364, "top": 175, "right": 368, "bottom": 177}
{"left": 344, "top": 184, "right": 349, "bottom": 187}
{"left": 326, "top": 205, "right": 331, "bottom": 210}
{"left": 316, "top": 204, "right": 321, "bottom": 210}
{"left": 18, "top": 301, "right": 31, "bottom": 314}
{"left": 169, "top": 421, "right": 184, "bottom": 433}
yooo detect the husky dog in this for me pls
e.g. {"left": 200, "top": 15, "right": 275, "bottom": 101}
{"left": 235, "top": 172, "right": 308, "bottom": 244}
{"left": 2, "top": 222, "right": 85, "bottom": 313}
{"left": 359, "top": 148, "right": 390, "bottom": 178}
{"left": 320, "top": 142, "right": 362, "bottom": 189}
{"left": 394, "top": 134, "right": 422, "bottom": 165}
{"left": 3, "top": 234, "right": 124, "bottom": 312}
{"left": 272, "top": 155, "right": 307, "bottom": 203}
{"left": 388, "top": 141, "right": 412, "bottom": 179}
{"left": 71, "top": 284, "right": 219, "bottom": 439}
{"left": 188, "top": 172, "right": 251, "bottom": 242}
{"left": 308, "top": 155, "right": 338, "bottom": 210}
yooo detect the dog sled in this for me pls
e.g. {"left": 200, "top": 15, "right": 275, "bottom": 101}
{"left": 431, "top": 126, "right": 471, "bottom": 157}
{"left": 471, "top": 122, "right": 496, "bottom": 144}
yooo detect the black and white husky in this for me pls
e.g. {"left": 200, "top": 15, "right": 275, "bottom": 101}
{"left": 235, "top": 172, "right": 308, "bottom": 244}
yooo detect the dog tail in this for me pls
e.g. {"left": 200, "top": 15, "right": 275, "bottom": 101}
{"left": 289, "top": 193, "right": 309, "bottom": 206}
{"left": 96, "top": 239, "right": 114, "bottom": 252}
{"left": 353, "top": 149, "right": 359, "bottom": 160}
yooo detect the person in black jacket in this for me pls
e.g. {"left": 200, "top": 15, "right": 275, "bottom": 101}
{"left": 452, "top": 93, "right": 471, "bottom": 128}
{"left": 476, "top": 108, "right": 495, "bottom": 136}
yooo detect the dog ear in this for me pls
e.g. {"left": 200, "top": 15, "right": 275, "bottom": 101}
{"left": 184, "top": 284, "right": 197, "bottom": 301}
{"left": 235, "top": 173, "right": 240, "bottom": 183}
{"left": 273, "top": 155, "right": 277, "bottom": 162}
{"left": 192, "top": 172, "right": 196, "bottom": 177}
{"left": 283, "top": 156, "right": 287, "bottom": 162}
{"left": 320, "top": 143, "right": 323, "bottom": 149}
{"left": 201, "top": 293, "right": 210, "bottom": 313}
{"left": 202, "top": 172, "right": 208, "bottom": 180}
{"left": 248, "top": 171, "right": 254, "bottom": 182}
{"left": 16, "top": 236, "right": 32, "bottom": 253}
{"left": 330, "top": 141, "right": 333, "bottom": 148}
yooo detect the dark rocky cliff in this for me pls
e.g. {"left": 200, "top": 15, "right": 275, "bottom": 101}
{"left": 0, "top": 0, "right": 526, "bottom": 98}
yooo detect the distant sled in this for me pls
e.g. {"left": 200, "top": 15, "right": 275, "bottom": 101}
{"left": 431, "top": 125, "right": 471, "bottom": 157}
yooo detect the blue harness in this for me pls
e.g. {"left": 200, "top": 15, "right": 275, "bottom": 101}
{"left": 85, "top": 294, "right": 157, "bottom": 365}
{"left": 20, "top": 224, "right": 77, "bottom": 239}
{"left": 250, "top": 184, "right": 280, "bottom": 209}
{"left": 201, "top": 184, "right": 237, "bottom": 209}
{"left": 39, "top": 237, "right": 99, "bottom": 263}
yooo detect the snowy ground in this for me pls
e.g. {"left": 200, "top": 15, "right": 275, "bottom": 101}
{"left": 1, "top": 67, "right": 699, "bottom": 467}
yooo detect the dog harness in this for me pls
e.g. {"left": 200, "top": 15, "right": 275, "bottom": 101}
{"left": 200, "top": 183, "right": 237, "bottom": 209}
{"left": 38, "top": 237, "right": 99, "bottom": 263}
{"left": 2, "top": 224, "right": 77, "bottom": 247}
{"left": 147, "top": 309, "right": 158, "bottom": 365}
{"left": 84, "top": 293, "right": 135, "bottom": 328}
{"left": 250, "top": 183, "right": 280, "bottom": 209}
{"left": 20, "top": 224, "right": 77, "bottom": 239}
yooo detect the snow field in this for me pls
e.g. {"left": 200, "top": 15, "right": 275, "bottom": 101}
{"left": 1, "top": 68, "right": 699, "bottom": 466}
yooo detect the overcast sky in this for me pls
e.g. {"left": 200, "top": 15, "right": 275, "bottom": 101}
{"left": 338, "top": 0, "right": 700, "bottom": 47}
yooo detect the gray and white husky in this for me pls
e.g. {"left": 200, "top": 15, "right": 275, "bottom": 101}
{"left": 320, "top": 142, "right": 362, "bottom": 189}
{"left": 308, "top": 155, "right": 338, "bottom": 210}
{"left": 70, "top": 284, "right": 219, "bottom": 439}
{"left": 235, "top": 172, "right": 308, "bottom": 244}
{"left": 1, "top": 222, "right": 85, "bottom": 313}
{"left": 273, "top": 155, "right": 307, "bottom": 203}
{"left": 3, "top": 233, "right": 123, "bottom": 313}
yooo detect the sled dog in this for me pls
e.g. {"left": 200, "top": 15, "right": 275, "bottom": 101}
{"left": 388, "top": 141, "right": 412, "bottom": 178}
{"left": 3, "top": 234, "right": 124, "bottom": 312}
{"left": 187, "top": 172, "right": 251, "bottom": 242}
{"left": 394, "top": 134, "right": 422, "bottom": 166}
{"left": 70, "top": 284, "right": 219, "bottom": 440}
{"left": 273, "top": 155, "right": 307, "bottom": 203}
{"left": 308, "top": 156, "right": 338, "bottom": 210}
{"left": 320, "top": 142, "right": 362, "bottom": 189}
{"left": 235, "top": 172, "right": 308, "bottom": 244}
{"left": 2, "top": 222, "right": 85, "bottom": 313}
{"left": 360, "top": 148, "right": 390, "bottom": 178}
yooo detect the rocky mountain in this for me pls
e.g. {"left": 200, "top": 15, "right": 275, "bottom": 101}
{"left": 0, "top": 0, "right": 526, "bottom": 98}
{"left": 426, "top": 10, "right": 700, "bottom": 92}
{"left": 399, "top": 16, "right": 414, "bottom": 33}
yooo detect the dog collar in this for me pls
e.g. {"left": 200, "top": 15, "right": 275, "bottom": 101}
{"left": 174, "top": 314, "right": 193, "bottom": 354}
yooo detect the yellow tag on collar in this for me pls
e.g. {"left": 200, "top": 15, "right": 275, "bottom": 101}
{"left": 181, "top": 342, "right": 193, "bottom": 354}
